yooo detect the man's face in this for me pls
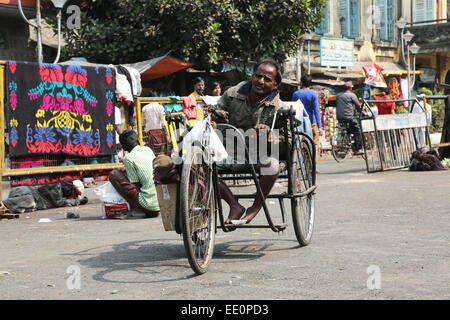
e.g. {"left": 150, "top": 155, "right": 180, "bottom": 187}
{"left": 194, "top": 81, "right": 205, "bottom": 94}
{"left": 251, "top": 63, "right": 278, "bottom": 97}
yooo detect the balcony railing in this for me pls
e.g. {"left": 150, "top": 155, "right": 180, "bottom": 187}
{"left": 408, "top": 19, "right": 450, "bottom": 52}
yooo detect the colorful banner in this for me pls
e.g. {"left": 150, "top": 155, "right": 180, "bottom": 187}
{"left": 6, "top": 61, "right": 116, "bottom": 157}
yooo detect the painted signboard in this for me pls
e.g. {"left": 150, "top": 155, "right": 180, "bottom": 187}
{"left": 320, "top": 37, "right": 354, "bottom": 67}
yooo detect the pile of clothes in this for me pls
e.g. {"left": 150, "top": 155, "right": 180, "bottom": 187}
{"left": 3, "top": 180, "right": 88, "bottom": 213}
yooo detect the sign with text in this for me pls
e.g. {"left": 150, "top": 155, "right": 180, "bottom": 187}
{"left": 361, "top": 113, "right": 427, "bottom": 132}
{"left": 320, "top": 37, "right": 354, "bottom": 67}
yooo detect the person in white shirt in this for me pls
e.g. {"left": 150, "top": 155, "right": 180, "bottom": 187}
{"left": 412, "top": 94, "right": 432, "bottom": 127}
{"left": 141, "top": 91, "right": 169, "bottom": 155}
{"left": 141, "top": 91, "right": 165, "bottom": 131}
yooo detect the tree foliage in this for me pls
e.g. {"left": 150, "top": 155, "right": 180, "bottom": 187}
{"left": 51, "top": 0, "right": 325, "bottom": 65}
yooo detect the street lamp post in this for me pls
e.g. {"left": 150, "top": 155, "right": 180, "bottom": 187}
{"left": 303, "top": 32, "right": 314, "bottom": 75}
{"left": 396, "top": 18, "right": 421, "bottom": 108}
{"left": 17, "top": 0, "right": 68, "bottom": 64}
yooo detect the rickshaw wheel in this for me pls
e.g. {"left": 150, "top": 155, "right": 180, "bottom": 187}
{"left": 180, "top": 146, "right": 216, "bottom": 275}
{"left": 291, "top": 139, "right": 315, "bottom": 246}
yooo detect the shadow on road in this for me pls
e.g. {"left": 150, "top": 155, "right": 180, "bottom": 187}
{"left": 64, "top": 238, "right": 301, "bottom": 282}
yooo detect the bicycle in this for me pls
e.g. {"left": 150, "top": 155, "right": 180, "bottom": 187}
{"left": 331, "top": 120, "right": 366, "bottom": 162}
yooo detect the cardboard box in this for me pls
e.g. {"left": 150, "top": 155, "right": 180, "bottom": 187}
{"left": 156, "top": 184, "right": 177, "bottom": 231}
{"left": 102, "top": 202, "right": 130, "bottom": 219}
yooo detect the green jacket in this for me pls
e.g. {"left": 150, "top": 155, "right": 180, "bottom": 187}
{"left": 216, "top": 81, "right": 292, "bottom": 156}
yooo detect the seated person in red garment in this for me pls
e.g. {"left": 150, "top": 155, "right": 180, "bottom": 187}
{"left": 373, "top": 88, "right": 396, "bottom": 115}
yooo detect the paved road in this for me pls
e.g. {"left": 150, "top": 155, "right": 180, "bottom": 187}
{"left": 1, "top": 158, "right": 449, "bottom": 300}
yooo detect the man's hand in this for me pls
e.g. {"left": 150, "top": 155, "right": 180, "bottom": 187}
{"left": 213, "top": 110, "right": 229, "bottom": 123}
{"left": 319, "top": 128, "right": 324, "bottom": 136}
{"left": 254, "top": 124, "right": 270, "bottom": 134}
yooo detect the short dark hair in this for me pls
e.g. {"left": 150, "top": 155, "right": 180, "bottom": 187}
{"left": 253, "top": 59, "right": 283, "bottom": 86}
{"left": 301, "top": 74, "right": 312, "bottom": 88}
{"left": 193, "top": 77, "right": 204, "bottom": 85}
{"left": 211, "top": 81, "right": 220, "bottom": 89}
{"left": 119, "top": 130, "right": 138, "bottom": 152}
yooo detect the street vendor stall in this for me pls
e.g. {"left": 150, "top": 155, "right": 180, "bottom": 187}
{"left": 0, "top": 60, "right": 124, "bottom": 208}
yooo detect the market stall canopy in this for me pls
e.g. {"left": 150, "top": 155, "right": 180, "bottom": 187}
{"left": 124, "top": 53, "right": 194, "bottom": 82}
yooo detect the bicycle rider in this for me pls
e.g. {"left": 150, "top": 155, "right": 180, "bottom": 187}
{"left": 336, "top": 81, "right": 365, "bottom": 156}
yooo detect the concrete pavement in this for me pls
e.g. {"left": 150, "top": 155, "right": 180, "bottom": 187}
{"left": 0, "top": 158, "right": 449, "bottom": 299}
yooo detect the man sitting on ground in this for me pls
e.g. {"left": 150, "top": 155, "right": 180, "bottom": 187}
{"left": 109, "top": 130, "right": 160, "bottom": 218}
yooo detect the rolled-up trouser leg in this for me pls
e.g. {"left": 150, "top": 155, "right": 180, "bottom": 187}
{"left": 108, "top": 169, "right": 159, "bottom": 217}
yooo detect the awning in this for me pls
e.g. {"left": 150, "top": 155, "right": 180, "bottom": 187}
{"left": 124, "top": 52, "right": 194, "bottom": 81}
{"left": 305, "top": 61, "right": 423, "bottom": 78}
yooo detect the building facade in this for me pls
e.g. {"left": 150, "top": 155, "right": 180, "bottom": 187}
{"left": 284, "top": 0, "right": 450, "bottom": 91}
{"left": 0, "top": 0, "right": 55, "bottom": 62}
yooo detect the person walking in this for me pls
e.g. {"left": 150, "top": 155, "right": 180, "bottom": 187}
{"left": 291, "top": 75, "right": 323, "bottom": 158}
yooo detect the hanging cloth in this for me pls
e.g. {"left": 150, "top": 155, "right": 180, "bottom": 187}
{"left": 165, "top": 96, "right": 183, "bottom": 112}
{"left": 181, "top": 96, "right": 198, "bottom": 119}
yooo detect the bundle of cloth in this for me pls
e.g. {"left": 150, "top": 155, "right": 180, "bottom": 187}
{"left": 409, "top": 146, "right": 447, "bottom": 171}
{"left": 153, "top": 155, "right": 179, "bottom": 184}
{"left": 111, "top": 65, "right": 142, "bottom": 105}
{"left": 3, "top": 180, "right": 88, "bottom": 213}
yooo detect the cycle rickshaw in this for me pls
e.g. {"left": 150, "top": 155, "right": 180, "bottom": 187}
{"left": 140, "top": 98, "right": 317, "bottom": 275}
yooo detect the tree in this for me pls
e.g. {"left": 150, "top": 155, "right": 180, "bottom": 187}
{"left": 50, "top": 0, "right": 325, "bottom": 66}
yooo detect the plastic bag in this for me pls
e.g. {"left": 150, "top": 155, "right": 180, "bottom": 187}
{"left": 94, "top": 182, "right": 129, "bottom": 205}
{"left": 182, "top": 118, "right": 228, "bottom": 163}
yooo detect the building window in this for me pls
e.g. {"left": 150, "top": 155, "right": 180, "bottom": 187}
{"left": 315, "top": 1, "right": 329, "bottom": 34}
{"left": 413, "top": 0, "right": 436, "bottom": 24}
{"left": 339, "top": 0, "right": 360, "bottom": 38}
{"left": 376, "top": 0, "right": 395, "bottom": 42}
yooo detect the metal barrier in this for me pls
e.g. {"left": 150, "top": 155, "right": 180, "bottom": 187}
{"left": 360, "top": 98, "right": 430, "bottom": 173}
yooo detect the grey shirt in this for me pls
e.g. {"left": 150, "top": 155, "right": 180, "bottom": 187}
{"left": 336, "top": 91, "right": 361, "bottom": 120}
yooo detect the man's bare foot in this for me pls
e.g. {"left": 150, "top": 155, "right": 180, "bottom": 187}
{"left": 241, "top": 206, "right": 261, "bottom": 224}
{"left": 225, "top": 203, "right": 245, "bottom": 224}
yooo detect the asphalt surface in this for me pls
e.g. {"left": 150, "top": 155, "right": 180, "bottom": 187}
{"left": 1, "top": 158, "right": 449, "bottom": 300}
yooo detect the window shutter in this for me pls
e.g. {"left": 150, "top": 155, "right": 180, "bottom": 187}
{"left": 339, "top": 0, "right": 350, "bottom": 37}
{"left": 414, "top": 0, "right": 426, "bottom": 22}
{"left": 414, "top": 0, "right": 435, "bottom": 23}
{"left": 376, "top": 0, "right": 387, "bottom": 40}
{"left": 386, "top": 0, "right": 395, "bottom": 41}
{"left": 315, "top": 1, "right": 329, "bottom": 34}
{"left": 425, "top": 0, "right": 435, "bottom": 21}
{"left": 349, "top": 0, "right": 360, "bottom": 38}
{"left": 378, "top": 0, "right": 395, "bottom": 42}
